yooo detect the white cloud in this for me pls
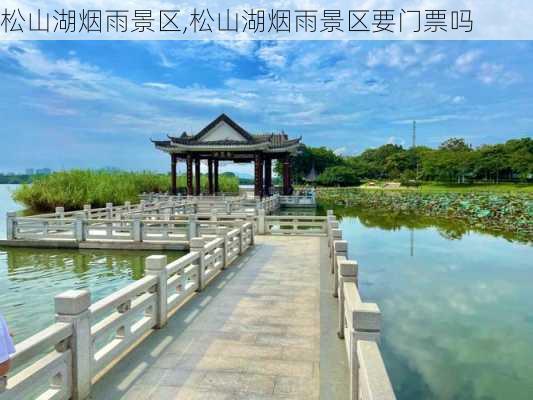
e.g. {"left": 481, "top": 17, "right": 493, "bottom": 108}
{"left": 478, "top": 62, "right": 521, "bottom": 86}
{"left": 386, "top": 136, "right": 406, "bottom": 146}
{"left": 394, "top": 115, "right": 465, "bottom": 125}
{"left": 451, "top": 96, "right": 466, "bottom": 104}
{"left": 366, "top": 43, "right": 445, "bottom": 72}
{"left": 454, "top": 50, "right": 482, "bottom": 73}
{"left": 333, "top": 146, "right": 347, "bottom": 155}
{"left": 256, "top": 42, "right": 292, "bottom": 68}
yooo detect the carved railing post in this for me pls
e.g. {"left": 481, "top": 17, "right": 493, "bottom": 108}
{"left": 330, "top": 228, "right": 342, "bottom": 273}
{"left": 190, "top": 238, "right": 206, "bottom": 291}
{"left": 55, "top": 206, "right": 65, "bottom": 219}
{"left": 247, "top": 221, "right": 255, "bottom": 245}
{"left": 6, "top": 212, "right": 16, "bottom": 240}
{"left": 332, "top": 240, "right": 347, "bottom": 298}
{"left": 188, "top": 214, "right": 198, "bottom": 239}
{"left": 132, "top": 215, "right": 142, "bottom": 242}
{"left": 225, "top": 201, "right": 232, "bottom": 214}
{"left": 145, "top": 255, "right": 168, "bottom": 328}
{"left": 105, "top": 203, "right": 113, "bottom": 219}
{"left": 54, "top": 290, "right": 91, "bottom": 400}
{"left": 217, "top": 227, "right": 229, "bottom": 268}
{"left": 350, "top": 302, "right": 381, "bottom": 400}
{"left": 74, "top": 214, "right": 87, "bottom": 242}
{"left": 83, "top": 204, "right": 91, "bottom": 219}
{"left": 257, "top": 208, "right": 266, "bottom": 235}
{"left": 337, "top": 258, "right": 358, "bottom": 339}
{"left": 238, "top": 225, "right": 245, "bottom": 255}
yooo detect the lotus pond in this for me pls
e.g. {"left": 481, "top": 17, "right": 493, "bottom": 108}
{"left": 317, "top": 188, "right": 533, "bottom": 241}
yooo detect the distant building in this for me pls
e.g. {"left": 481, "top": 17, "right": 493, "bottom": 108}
{"left": 36, "top": 168, "right": 52, "bottom": 175}
{"left": 304, "top": 163, "right": 318, "bottom": 183}
{"left": 25, "top": 168, "right": 35, "bottom": 175}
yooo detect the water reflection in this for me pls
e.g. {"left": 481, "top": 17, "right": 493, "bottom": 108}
{"left": 0, "top": 247, "right": 183, "bottom": 344}
{"left": 321, "top": 205, "right": 531, "bottom": 244}
{"left": 336, "top": 210, "right": 533, "bottom": 400}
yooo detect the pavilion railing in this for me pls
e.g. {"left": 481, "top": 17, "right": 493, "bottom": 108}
{"left": 0, "top": 222, "right": 254, "bottom": 400}
{"left": 5, "top": 192, "right": 322, "bottom": 244}
{"left": 257, "top": 212, "right": 328, "bottom": 236}
{"left": 279, "top": 192, "right": 316, "bottom": 207}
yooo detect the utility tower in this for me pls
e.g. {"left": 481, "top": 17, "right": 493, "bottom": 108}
{"left": 412, "top": 120, "right": 416, "bottom": 148}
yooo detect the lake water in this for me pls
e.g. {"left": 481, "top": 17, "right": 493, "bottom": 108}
{"left": 0, "top": 185, "right": 183, "bottom": 344}
{"left": 330, "top": 207, "right": 533, "bottom": 400}
{"left": 1, "top": 186, "right": 532, "bottom": 399}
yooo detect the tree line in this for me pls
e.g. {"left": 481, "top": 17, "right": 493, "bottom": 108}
{"left": 276, "top": 137, "right": 533, "bottom": 186}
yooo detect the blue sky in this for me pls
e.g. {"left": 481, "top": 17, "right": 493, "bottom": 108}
{"left": 0, "top": 40, "right": 532, "bottom": 175}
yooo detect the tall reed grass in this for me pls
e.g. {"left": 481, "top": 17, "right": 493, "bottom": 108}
{"left": 12, "top": 170, "right": 239, "bottom": 212}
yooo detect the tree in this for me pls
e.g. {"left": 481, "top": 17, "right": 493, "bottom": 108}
{"left": 316, "top": 166, "right": 361, "bottom": 187}
{"left": 275, "top": 146, "right": 343, "bottom": 182}
{"left": 358, "top": 144, "right": 405, "bottom": 179}
{"left": 439, "top": 138, "right": 471, "bottom": 152}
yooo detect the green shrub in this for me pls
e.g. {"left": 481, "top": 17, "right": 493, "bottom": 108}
{"left": 316, "top": 166, "right": 361, "bottom": 187}
{"left": 12, "top": 169, "right": 239, "bottom": 212}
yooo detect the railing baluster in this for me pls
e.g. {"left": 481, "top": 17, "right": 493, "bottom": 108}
{"left": 54, "top": 290, "right": 92, "bottom": 400}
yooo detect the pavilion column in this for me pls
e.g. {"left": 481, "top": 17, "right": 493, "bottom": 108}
{"left": 288, "top": 157, "right": 293, "bottom": 195}
{"left": 194, "top": 158, "right": 201, "bottom": 195}
{"left": 214, "top": 160, "right": 219, "bottom": 194}
{"left": 208, "top": 159, "right": 214, "bottom": 195}
{"left": 264, "top": 158, "right": 272, "bottom": 197}
{"left": 254, "top": 153, "right": 264, "bottom": 198}
{"left": 186, "top": 154, "right": 193, "bottom": 195}
{"left": 282, "top": 156, "right": 290, "bottom": 195}
{"left": 170, "top": 153, "right": 177, "bottom": 195}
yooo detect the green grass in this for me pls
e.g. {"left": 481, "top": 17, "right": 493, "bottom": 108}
{"left": 416, "top": 183, "right": 533, "bottom": 193}
{"left": 354, "top": 182, "right": 533, "bottom": 194}
{"left": 12, "top": 170, "right": 239, "bottom": 212}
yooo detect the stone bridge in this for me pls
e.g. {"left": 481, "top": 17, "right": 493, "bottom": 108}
{"left": 0, "top": 197, "right": 395, "bottom": 400}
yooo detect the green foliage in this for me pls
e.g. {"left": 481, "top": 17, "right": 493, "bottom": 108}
{"left": 316, "top": 166, "right": 361, "bottom": 187}
{"left": 0, "top": 174, "right": 33, "bottom": 184}
{"left": 317, "top": 187, "right": 533, "bottom": 240}
{"left": 274, "top": 146, "right": 343, "bottom": 182}
{"left": 290, "top": 137, "right": 532, "bottom": 185}
{"left": 12, "top": 169, "right": 239, "bottom": 212}
{"left": 438, "top": 137, "right": 472, "bottom": 151}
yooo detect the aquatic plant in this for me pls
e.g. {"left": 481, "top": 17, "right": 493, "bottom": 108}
{"left": 317, "top": 188, "right": 533, "bottom": 240}
{"left": 12, "top": 170, "right": 239, "bottom": 212}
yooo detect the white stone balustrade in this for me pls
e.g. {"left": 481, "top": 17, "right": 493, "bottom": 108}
{"left": 0, "top": 322, "right": 74, "bottom": 400}
{"left": 327, "top": 212, "right": 396, "bottom": 400}
{"left": 0, "top": 226, "right": 254, "bottom": 400}
{"left": 264, "top": 215, "right": 328, "bottom": 235}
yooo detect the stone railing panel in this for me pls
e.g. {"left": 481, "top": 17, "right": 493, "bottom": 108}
{"left": 0, "top": 323, "right": 73, "bottom": 400}
{"left": 263, "top": 215, "right": 327, "bottom": 236}
{"left": 165, "top": 252, "right": 200, "bottom": 312}
{"left": 89, "top": 276, "right": 158, "bottom": 377}
{"left": 357, "top": 340, "right": 396, "bottom": 400}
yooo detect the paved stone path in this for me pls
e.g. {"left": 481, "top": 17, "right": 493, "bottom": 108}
{"left": 92, "top": 235, "right": 347, "bottom": 400}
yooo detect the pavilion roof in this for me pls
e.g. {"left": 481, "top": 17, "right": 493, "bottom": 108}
{"left": 152, "top": 113, "right": 302, "bottom": 154}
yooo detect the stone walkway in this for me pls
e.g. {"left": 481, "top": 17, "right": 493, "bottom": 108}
{"left": 92, "top": 235, "right": 347, "bottom": 400}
